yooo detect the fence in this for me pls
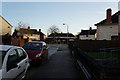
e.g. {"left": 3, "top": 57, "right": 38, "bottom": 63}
{"left": 1, "top": 35, "right": 11, "bottom": 45}
{"left": 11, "top": 37, "right": 28, "bottom": 47}
{"left": 72, "top": 40, "right": 118, "bottom": 52}
{"left": 68, "top": 40, "right": 120, "bottom": 80}
{"left": 69, "top": 43, "right": 101, "bottom": 80}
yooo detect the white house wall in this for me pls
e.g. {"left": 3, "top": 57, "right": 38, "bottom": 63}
{"left": 79, "top": 35, "right": 96, "bottom": 40}
{"left": 0, "top": 17, "right": 12, "bottom": 35}
{"left": 97, "top": 24, "right": 118, "bottom": 40}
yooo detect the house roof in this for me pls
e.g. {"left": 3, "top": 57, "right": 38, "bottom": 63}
{"left": 78, "top": 29, "right": 96, "bottom": 35}
{"left": 18, "top": 28, "right": 39, "bottom": 34}
{"left": 39, "top": 31, "right": 46, "bottom": 36}
{"left": 0, "top": 16, "right": 13, "bottom": 27}
{"left": 95, "top": 11, "right": 120, "bottom": 26}
{"left": 16, "top": 28, "right": 46, "bottom": 36}
{"left": 48, "top": 33, "right": 75, "bottom": 37}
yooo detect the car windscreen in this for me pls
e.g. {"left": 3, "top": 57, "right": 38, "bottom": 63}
{"left": 23, "top": 42, "right": 42, "bottom": 50}
{"left": 0, "top": 50, "right": 7, "bottom": 69}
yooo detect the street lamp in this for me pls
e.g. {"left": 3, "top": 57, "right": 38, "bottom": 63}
{"left": 63, "top": 23, "right": 69, "bottom": 44}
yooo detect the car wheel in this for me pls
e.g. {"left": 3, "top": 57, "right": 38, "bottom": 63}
{"left": 24, "top": 68, "right": 30, "bottom": 80}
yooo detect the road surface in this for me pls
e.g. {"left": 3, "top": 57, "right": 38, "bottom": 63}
{"left": 29, "top": 44, "right": 80, "bottom": 79}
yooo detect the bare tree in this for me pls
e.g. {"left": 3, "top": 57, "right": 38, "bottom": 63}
{"left": 47, "top": 25, "right": 60, "bottom": 34}
{"left": 16, "top": 21, "right": 29, "bottom": 30}
{"left": 47, "top": 25, "right": 60, "bottom": 43}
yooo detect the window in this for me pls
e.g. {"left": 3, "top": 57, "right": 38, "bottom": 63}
{"left": 7, "top": 49, "right": 18, "bottom": 71}
{"left": 17, "top": 49, "right": 26, "bottom": 61}
{"left": 8, "top": 50, "right": 18, "bottom": 62}
{"left": 23, "top": 42, "right": 42, "bottom": 50}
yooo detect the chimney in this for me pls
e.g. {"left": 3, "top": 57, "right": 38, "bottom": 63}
{"left": 39, "top": 29, "right": 41, "bottom": 32}
{"left": 106, "top": 8, "right": 112, "bottom": 23}
{"left": 28, "top": 26, "right": 30, "bottom": 29}
{"left": 89, "top": 27, "right": 92, "bottom": 31}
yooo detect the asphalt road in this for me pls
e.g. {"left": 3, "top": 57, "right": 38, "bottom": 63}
{"left": 29, "top": 44, "right": 80, "bottom": 79}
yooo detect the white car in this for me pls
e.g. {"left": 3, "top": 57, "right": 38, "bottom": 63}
{"left": 0, "top": 45, "right": 30, "bottom": 80}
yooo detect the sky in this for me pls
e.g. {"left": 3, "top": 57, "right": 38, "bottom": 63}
{"left": 1, "top": 2, "right": 118, "bottom": 35}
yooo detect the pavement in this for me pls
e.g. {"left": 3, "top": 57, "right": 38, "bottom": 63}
{"left": 30, "top": 44, "right": 80, "bottom": 79}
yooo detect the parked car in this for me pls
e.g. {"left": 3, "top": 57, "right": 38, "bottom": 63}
{"left": 0, "top": 45, "right": 30, "bottom": 80}
{"left": 23, "top": 41, "right": 48, "bottom": 64}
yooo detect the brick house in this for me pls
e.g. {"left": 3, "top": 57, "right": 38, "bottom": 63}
{"left": 95, "top": 9, "right": 119, "bottom": 40}
{"left": 12, "top": 26, "right": 46, "bottom": 41}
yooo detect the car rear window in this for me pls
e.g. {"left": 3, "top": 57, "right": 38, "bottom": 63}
{"left": 23, "top": 42, "right": 42, "bottom": 50}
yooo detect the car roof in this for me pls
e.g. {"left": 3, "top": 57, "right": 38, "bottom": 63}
{"left": 0, "top": 45, "right": 20, "bottom": 51}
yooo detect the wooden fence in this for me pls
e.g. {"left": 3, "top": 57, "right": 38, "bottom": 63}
{"left": 68, "top": 40, "right": 120, "bottom": 80}
{"left": 11, "top": 37, "right": 28, "bottom": 47}
{"left": 70, "top": 40, "right": 119, "bottom": 52}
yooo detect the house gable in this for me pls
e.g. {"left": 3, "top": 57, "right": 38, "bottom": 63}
{"left": 0, "top": 16, "right": 13, "bottom": 35}
{"left": 95, "top": 10, "right": 119, "bottom": 26}
{"left": 95, "top": 9, "right": 119, "bottom": 40}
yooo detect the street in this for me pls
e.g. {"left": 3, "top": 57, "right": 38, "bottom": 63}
{"left": 29, "top": 44, "right": 80, "bottom": 79}
{"left": 1, "top": 2, "right": 119, "bottom": 80}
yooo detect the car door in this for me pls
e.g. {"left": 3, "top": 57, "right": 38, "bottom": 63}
{"left": 3, "top": 49, "right": 20, "bottom": 78}
{"left": 16, "top": 48, "right": 28, "bottom": 78}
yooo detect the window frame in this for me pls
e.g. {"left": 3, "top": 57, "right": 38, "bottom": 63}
{"left": 16, "top": 48, "right": 27, "bottom": 61}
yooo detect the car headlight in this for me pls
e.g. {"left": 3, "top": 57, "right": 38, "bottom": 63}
{"left": 36, "top": 53, "right": 41, "bottom": 57}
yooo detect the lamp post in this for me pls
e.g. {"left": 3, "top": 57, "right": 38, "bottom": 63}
{"left": 63, "top": 23, "right": 69, "bottom": 44}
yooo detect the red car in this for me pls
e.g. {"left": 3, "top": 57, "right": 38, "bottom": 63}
{"left": 23, "top": 41, "right": 48, "bottom": 63}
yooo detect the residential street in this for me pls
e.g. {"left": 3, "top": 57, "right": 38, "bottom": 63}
{"left": 1, "top": 2, "right": 119, "bottom": 80}
{"left": 29, "top": 44, "right": 80, "bottom": 79}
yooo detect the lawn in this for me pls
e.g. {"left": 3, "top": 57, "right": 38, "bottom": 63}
{"left": 85, "top": 52, "right": 119, "bottom": 59}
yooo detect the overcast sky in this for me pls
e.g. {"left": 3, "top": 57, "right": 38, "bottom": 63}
{"left": 2, "top": 2, "right": 118, "bottom": 35}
